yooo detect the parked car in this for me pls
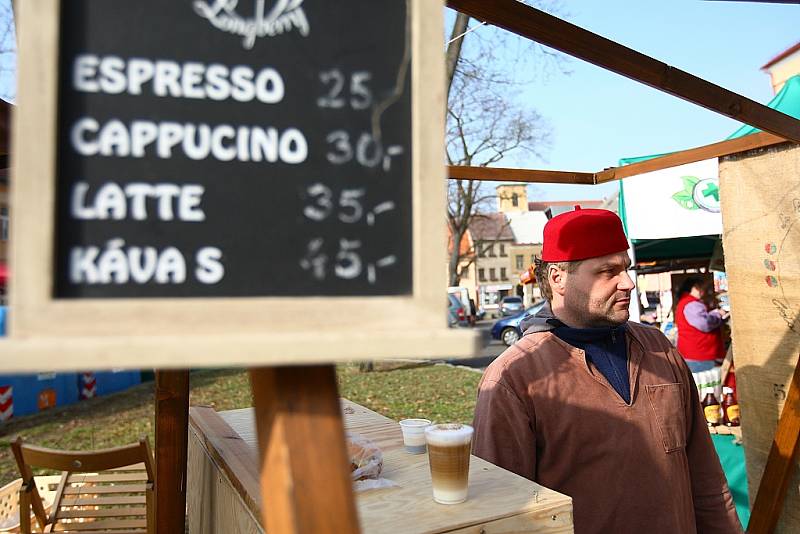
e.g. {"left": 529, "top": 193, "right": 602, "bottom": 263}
{"left": 448, "top": 287, "right": 475, "bottom": 325}
{"left": 491, "top": 300, "right": 547, "bottom": 346}
{"left": 500, "top": 296, "right": 524, "bottom": 316}
{"left": 448, "top": 293, "right": 468, "bottom": 327}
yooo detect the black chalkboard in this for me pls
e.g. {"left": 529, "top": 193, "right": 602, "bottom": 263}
{"left": 54, "top": 0, "right": 412, "bottom": 298}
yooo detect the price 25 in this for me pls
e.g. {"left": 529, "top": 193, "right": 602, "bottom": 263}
{"left": 317, "top": 69, "right": 372, "bottom": 110}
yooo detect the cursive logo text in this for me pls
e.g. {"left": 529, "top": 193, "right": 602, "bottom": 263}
{"left": 193, "top": 0, "right": 310, "bottom": 49}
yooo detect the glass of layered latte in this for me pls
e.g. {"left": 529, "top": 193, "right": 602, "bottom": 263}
{"left": 424, "top": 423, "right": 474, "bottom": 504}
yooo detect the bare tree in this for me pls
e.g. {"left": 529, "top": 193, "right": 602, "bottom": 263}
{"left": 0, "top": 0, "right": 16, "bottom": 103}
{"left": 445, "top": 4, "right": 566, "bottom": 287}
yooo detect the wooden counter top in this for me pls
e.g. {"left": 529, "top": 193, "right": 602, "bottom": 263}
{"left": 188, "top": 400, "right": 573, "bottom": 534}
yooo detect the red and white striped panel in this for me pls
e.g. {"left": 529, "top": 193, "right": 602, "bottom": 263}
{"left": 0, "top": 385, "right": 13, "bottom": 422}
{"left": 80, "top": 372, "right": 97, "bottom": 400}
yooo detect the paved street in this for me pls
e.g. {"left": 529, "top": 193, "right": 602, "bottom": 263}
{"left": 447, "top": 319, "right": 508, "bottom": 371}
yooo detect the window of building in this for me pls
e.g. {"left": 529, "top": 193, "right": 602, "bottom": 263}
{"left": 487, "top": 244, "right": 496, "bottom": 257}
{"left": 511, "top": 193, "right": 519, "bottom": 207}
{"left": 489, "top": 268, "right": 497, "bottom": 281}
{"left": 515, "top": 255, "right": 524, "bottom": 270}
{"left": 500, "top": 267, "right": 507, "bottom": 280}
{"left": 478, "top": 242, "right": 486, "bottom": 257}
{"left": 478, "top": 268, "right": 486, "bottom": 281}
{"left": 499, "top": 244, "right": 506, "bottom": 257}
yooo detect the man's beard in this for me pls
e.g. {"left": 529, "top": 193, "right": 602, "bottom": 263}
{"left": 565, "top": 287, "right": 630, "bottom": 328}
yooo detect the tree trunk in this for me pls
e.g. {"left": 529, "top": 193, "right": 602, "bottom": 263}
{"left": 445, "top": 13, "right": 470, "bottom": 98}
{"left": 448, "top": 227, "right": 465, "bottom": 287}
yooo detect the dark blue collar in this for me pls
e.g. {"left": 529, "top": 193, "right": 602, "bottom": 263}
{"left": 553, "top": 323, "right": 627, "bottom": 345}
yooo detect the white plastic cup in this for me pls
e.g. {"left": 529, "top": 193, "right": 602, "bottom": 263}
{"left": 399, "top": 418, "right": 431, "bottom": 454}
{"left": 425, "top": 423, "right": 474, "bottom": 504}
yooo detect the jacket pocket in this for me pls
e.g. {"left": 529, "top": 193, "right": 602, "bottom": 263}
{"left": 645, "top": 383, "right": 686, "bottom": 453}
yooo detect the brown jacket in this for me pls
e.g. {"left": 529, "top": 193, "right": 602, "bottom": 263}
{"left": 473, "top": 320, "right": 742, "bottom": 534}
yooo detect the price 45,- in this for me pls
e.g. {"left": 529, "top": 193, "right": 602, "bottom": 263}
{"left": 300, "top": 238, "right": 396, "bottom": 285}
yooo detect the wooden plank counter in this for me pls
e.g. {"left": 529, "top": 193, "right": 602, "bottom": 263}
{"left": 187, "top": 400, "right": 573, "bottom": 533}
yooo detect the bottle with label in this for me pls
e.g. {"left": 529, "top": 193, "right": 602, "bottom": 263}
{"left": 702, "top": 388, "right": 722, "bottom": 427}
{"left": 724, "top": 364, "right": 737, "bottom": 398}
{"left": 722, "top": 386, "right": 740, "bottom": 427}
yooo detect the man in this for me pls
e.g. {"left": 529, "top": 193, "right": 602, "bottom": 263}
{"left": 675, "top": 277, "right": 728, "bottom": 372}
{"left": 472, "top": 208, "right": 741, "bottom": 534}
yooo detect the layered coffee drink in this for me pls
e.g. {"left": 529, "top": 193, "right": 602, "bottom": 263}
{"left": 424, "top": 423, "right": 473, "bottom": 504}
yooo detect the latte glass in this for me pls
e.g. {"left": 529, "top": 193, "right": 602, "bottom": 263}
{"left": 424, "top": 423, "right": 473, "bottom": 504}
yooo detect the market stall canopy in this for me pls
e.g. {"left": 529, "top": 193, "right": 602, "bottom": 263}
{"left": 632, "top": 234, "right": 718, "bottom": 264}
{"left": 728, "top": 75, "right": 800, "bottom": 140}
{"left": 620, "top": 159, "right": 721, "bottom": 241}
{"left": 618, "top": 74, "right": 800, "bottom": 167}
{"left": 619, "top": 75, "right": 800, "bottom": 259}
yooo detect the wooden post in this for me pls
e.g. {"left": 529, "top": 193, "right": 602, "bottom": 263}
{"left": 747, "top": 356, "right": 800, "bottom": 534}
{"left": 249, "top": 365, "right": 360, "bottom": 534}
{"left": 155, "top": 370, "right": 190, "bottom": 534}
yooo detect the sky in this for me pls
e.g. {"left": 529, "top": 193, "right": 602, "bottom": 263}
{"left": 446, "top": 0, "right": 800, "bottom": 201}
{"left": 0, "top": 0, "right": 15, "bottom": 103}
{"left": 0, "top": 2, "right": 796, "bottom": 202}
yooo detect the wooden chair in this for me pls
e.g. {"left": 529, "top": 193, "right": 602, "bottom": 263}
{"left": 10, "top": 438, "right": 155, "bottom": 534}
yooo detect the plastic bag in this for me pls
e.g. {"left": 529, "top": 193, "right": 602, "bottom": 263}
{"left": 347, "top": 432, "right": 397, "bottom": 492}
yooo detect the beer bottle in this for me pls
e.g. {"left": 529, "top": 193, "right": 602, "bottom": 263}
{"left": 723, "top": 364, "right": 737, "bottom": 396}
{"left": 702, "top": 388, "right": 721, "bottom": 427}
{"left": 722, "top": 386, "right": 740, "bottom": 427}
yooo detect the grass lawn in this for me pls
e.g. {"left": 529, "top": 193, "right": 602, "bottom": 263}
{"left": 0, "top": 364, "right": 480, "bottom": 487}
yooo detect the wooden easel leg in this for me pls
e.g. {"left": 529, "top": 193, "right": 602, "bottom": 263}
{"left": 249, "top": 365, "right": 361, "bottom": 534}
{"left": 747, "top": 356, "right": 800, "bottom": 534}
{"left": 155, "top": 370, "right": 190, "bottom": 534}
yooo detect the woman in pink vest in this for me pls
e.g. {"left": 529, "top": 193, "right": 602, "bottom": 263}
{"left": 675, "top": 277, "right": 728, "bottom": 372}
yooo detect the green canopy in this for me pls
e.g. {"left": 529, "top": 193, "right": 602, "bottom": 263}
{"left": 633, "top": 235, "right": 718, "bottom": 262}
{"left": 619, "top": 75, "right": 800, "bottom": 266}
{"left": 727, "top": 75, "right": 800, "bottom": 139}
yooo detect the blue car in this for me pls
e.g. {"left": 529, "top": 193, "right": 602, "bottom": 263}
{"left": 491, "top": 300, "right": 547, "bottom": 346}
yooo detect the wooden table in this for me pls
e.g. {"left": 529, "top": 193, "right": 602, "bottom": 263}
{"left": 187, "top": 400, "right": 573, "bottom": 534}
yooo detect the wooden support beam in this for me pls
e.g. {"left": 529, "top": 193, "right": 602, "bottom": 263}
{"left": 249, "top": 365, "right": 360, "bottom": 534}
{"left": 595, "top": 131, "right": 787, "bottom": 183}
{"left": 747, "top": 356, "right": 800, "bottom": 534}
{"left": 446, "top": 0, "right": 800, "bottom": 144}
{"left": 446, "top": 132, "right": 789, "bottom": 186}
{"left": 155, "top": 370, "right": 190, "bottom": 534}
{"left": 448, "top": 165, "right": 594, "bottom": 184}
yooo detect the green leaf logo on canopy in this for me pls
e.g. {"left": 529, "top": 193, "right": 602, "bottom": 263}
{"left": 672, "top": 176, "right": 720, "bottom": 213}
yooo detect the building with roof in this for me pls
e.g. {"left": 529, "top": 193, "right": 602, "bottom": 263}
{"left": 762, "top": 40, "right": 800, "bottom": 94}
{"left": 447, "top": 224, "right": 476, "bottom": 303}
{"left": 505, "top": 210, "right": 548, "bottom": 306}
{"left": 468, "top": 212, "right": 515, "bottom": 315}
{"left": 527, "top": 199, "right": 604, "bottom": 217}
{"left": 495, "top": 183, "right": 529, "bottom": 213}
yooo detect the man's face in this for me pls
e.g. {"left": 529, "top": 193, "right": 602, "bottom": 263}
{"left": 561, "top": 252, "right": 635, "bottom": 328}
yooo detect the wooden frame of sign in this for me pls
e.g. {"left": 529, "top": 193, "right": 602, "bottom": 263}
{"left": 5, "top": 0, "right": 478, "bottom": 371}
{"left": 9, "top": 2, "right": 465, "bottom": 533}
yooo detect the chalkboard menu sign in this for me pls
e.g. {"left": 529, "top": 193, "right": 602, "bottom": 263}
{"left": 5, "top": 0, "right": 482, "bottom": 369}
{"left": 55, "top": 0, "right": 412, "bottom": 298}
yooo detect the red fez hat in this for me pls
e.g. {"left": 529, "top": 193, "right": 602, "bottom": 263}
{"left": 541, "top": 207, "right": 629, "bottom": 262}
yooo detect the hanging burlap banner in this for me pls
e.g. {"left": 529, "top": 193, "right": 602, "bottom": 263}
{"left": 720, "top": 142, "right": 800, "bottom": 533}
